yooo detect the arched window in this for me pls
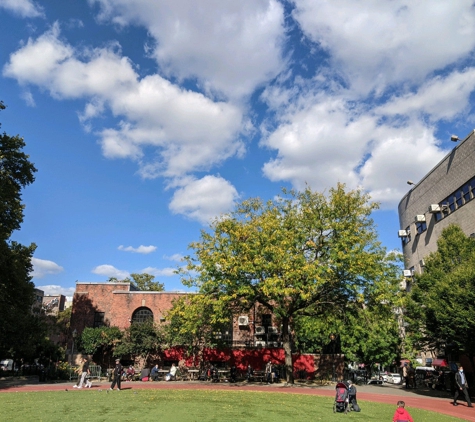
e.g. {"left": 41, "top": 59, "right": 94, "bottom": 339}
{"left": 131, "top": 307, "right": 153, "bottom": 324}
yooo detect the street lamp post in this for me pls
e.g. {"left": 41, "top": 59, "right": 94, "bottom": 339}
{"left": 70, "top": 329, "right": 77, "bottom": 365}
{"left": 330, "top": 333, "right": 336, "bottom": 381}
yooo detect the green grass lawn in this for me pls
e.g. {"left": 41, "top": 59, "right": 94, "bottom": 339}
{"left": 0, "top": 389, "right": 465, "bottom": 422}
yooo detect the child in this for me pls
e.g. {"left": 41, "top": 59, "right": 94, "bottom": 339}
{"left": 392, "top": 400, "right": 414, "bottom": 422}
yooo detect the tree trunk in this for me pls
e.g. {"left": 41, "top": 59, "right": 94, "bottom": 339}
{"left": 282, "top": 316, "right": 294, "bottom": 384}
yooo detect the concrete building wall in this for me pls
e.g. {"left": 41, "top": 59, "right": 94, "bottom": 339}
{"left": 398, "top": 130, "right": 475, "bottom": 273}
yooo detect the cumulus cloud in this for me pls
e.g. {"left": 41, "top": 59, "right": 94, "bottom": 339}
{"left": 0, "top": 0, "right": 44, "bottom": 18}
{"left": 261, "top": 80, "right": 451, "bottom": 207}
{"left": 92, "top": 264, "right": 130, "bottom": 279}
{"left": 291, "top": 0, "right": 475, "bottom": 94}
{"left": 35, "top": 284, "right": 76, "bottom": 298}
{"left": 169, "top": 175, "right": 239, "bottom": 224}
{"left": 118, "top": 245, "right": 157, "bottom": 254}
{"left": 3, "top": 23, "right": 246, "bottom": 181}
{"left": 89, "top": 0, "right": 286, "bottom": 99}
{"left": 31, "top": 257, "right": 64, "bottom": 278}
{"left": 140, "top": 266, "right": 177, "bottom": 277}
{"left": 164, "top": 253, "right": 184, "bottom": 262}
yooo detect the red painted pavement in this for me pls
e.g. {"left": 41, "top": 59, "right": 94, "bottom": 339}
{"left": 1, "top": 380, "right": 474, "bottom": 421}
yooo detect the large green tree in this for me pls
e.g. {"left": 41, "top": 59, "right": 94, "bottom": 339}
{"left": 181, "top": 184, "right": 400, "bottom": 383}
{"left": 114, "top": 319, "right": 164, "bottom": 364}
{"left": 0, "top": 101, "right": 37, "bottom": 358}
{"left": 164, "top": 294, "right": 231, "bottom": 367}
{"left": 406, "top": 224, "right": 475, "bottom": 369}
{"left": 108, "top": 273, "right": 165, "bottom": 291}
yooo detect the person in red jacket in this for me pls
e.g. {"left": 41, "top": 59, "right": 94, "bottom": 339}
{"left": 392, "top": 400, "right": 414, "bottom": 422}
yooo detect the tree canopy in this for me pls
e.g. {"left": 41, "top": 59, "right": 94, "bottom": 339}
{"left": 0, "top": 101, "right": 38, "bottom": 359}
{"left": 406, "top": 224, "right": 475, "bottom": 367}
{"left": 108, "top": 273, "right": 165, "bottom": 291}
{"left": 181, "top": 184, "right": 401, "bottom": 382}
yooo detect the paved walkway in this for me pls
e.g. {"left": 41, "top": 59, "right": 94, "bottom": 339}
{"left": 1, "top": 377, "right": 474, "bottom": 421}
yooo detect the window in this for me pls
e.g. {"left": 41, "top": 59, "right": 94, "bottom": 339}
{"left": 131, "top": 307, "right": 153, "bottom": 324}
{"left": 261, "top": 314, "right": 272, "bottom": 327}
{"left": 94, "top": 312, "right": 105, "bottom": 328}
{"left": 435, "top": 176, "right": 475, "bottom": 222}
{"left": 402, "top": 226, "right": 411, "bottom": 246}
{"left": 416, "top": 221, "right": 427, "bottom": 234}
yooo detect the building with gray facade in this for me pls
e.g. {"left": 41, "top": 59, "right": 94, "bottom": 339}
{"left": 398, "top": 130, "right": 475, "bottom": 276}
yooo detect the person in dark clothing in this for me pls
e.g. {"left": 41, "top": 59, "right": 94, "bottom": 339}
{"left": 246, "top": 364, "right": 254, "bottom": 382}
{"left": 453, "top": 365, "right": 473, "bottom": 407}
{"left": 110, "top": 359, "right": 123, "bottom": 391}
{"left": 151, "top": 364, "right": 160, "bottom": 381}
{"left": 230, "top": 365, "right": 237, "bottom": 383}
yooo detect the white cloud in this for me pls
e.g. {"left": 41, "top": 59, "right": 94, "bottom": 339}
{"left": 376, "top": 68, "right": 475, "bottom": 121}
{"left": 169, "top": 175, "right": 239, "bottom": 224}
{"left": 118, "top": 245, "right": 157, "bottom": 254}
{"left": 35, "top": 284, "right": 75, "bottom": 298}
{"left": 92, "top": 264, "right": 130, "bottom": 279}
{"left": 164, "top": 253, "right": 184, "bottom": 262}
{"left": 140, "top": 267, "right": 177, "bottom": 277}
{"left": 260, "top": 83, "right": 450, "bottom": 207}
{"left": 3, "top": 24, "right": 246, "bottom": 180}
{"left": 291, "top": 0, "right": 475, "bottom": 93}
{"left": 31, "top": 257, "right": 64, "bottom": 278}
{"left": 0, "top": 0, "right": 44, "bottom": 18}
{"left": 89, "top": 0, "right": 286, "bottom": 99}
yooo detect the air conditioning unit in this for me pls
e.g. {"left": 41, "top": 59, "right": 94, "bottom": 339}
{"left": 269, "top": 341, "right": 280, "bottom": 348}
{"left": 403, "top": 269, "right": 414, "bottom": 277}
{"left": 414, "top": 215, "right": 426, "bottom": 222}
{"left": 398, "top": 230, "right": 409, "bottom": 238}
{"left": 428, "top": 204, "right": 440, "bottom": 213}
{"left": 267, "top": 326, "right": 278, "bottom": 334}
{"left": 238, "top": 316, "right": 249, "bottom": 326}
{"left": 255, "top": 326, "right": 265, "bottom": 335}
{"left": 255, "top": 341, "right": 266, "bottom": 347}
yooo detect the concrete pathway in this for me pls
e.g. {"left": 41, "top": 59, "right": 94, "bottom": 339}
{"left": 1, "top": 377, "right": 474, "bottom": 421}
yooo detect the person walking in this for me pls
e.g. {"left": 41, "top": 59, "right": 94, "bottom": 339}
{"left": 402, "top": 364, "right": 409, "bottom": 389}
{"left": 453, "top": 365, "right": 473, "bottom": 407}
{"left": 77, "top": 357, "right": 90, "bottom": 388}
{"left": 73, "top": 358, "right": 84, "bottom": 388}
{"left": 110, "top": 359, "right": 123, "bottom": 391}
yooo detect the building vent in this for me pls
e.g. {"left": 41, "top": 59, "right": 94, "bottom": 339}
{"left": 238, "top": 316, "right": 249, "bottom": 326}
{"left": 403, "top": 269, "right": 414, "bottom": 277}
{"left": 414, "top": 215, "right": 426, "bottom": 222}
{"left": 398, "top": 230, "right": 409, "bottom": 238}
{"left": 428, "top": 204, "right": 440, "bottom": 213}
{"left": 255, "top": 326, "right": 265, "bottom": 335}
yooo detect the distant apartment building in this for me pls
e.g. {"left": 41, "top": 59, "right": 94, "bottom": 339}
{"left": 398, "top": 130, "right": 475, "bottom": 276}
{"left": 42, "top": 295, "right": 66, "bottom": 315}
{"left": 31, "top": 288, "right": 44, "bottom": 314}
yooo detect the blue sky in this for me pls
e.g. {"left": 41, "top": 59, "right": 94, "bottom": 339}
{"left": 2, "top": 0, "right": 475, "bottom": 298}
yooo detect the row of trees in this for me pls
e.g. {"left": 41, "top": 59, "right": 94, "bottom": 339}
{"left": 74, "top": 185, "right": 405, "bottom": 383}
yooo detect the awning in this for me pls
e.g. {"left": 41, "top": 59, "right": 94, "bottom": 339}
{"left": 432, "top": 358, "right": 448, "bottom": 367}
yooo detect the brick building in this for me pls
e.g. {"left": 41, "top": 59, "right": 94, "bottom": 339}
{"left": 70, "top": 281, "right": 343, "bottom": 376}
{"left": 398, "top": 130, "right": 475, "bottom": 276}
{"left": 70, "top": 281, "right": 283, "bottom": 348}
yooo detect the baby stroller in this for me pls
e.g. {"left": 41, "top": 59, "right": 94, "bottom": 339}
{"left": 333, "top": 382, "right": 349, "bottom": 413}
